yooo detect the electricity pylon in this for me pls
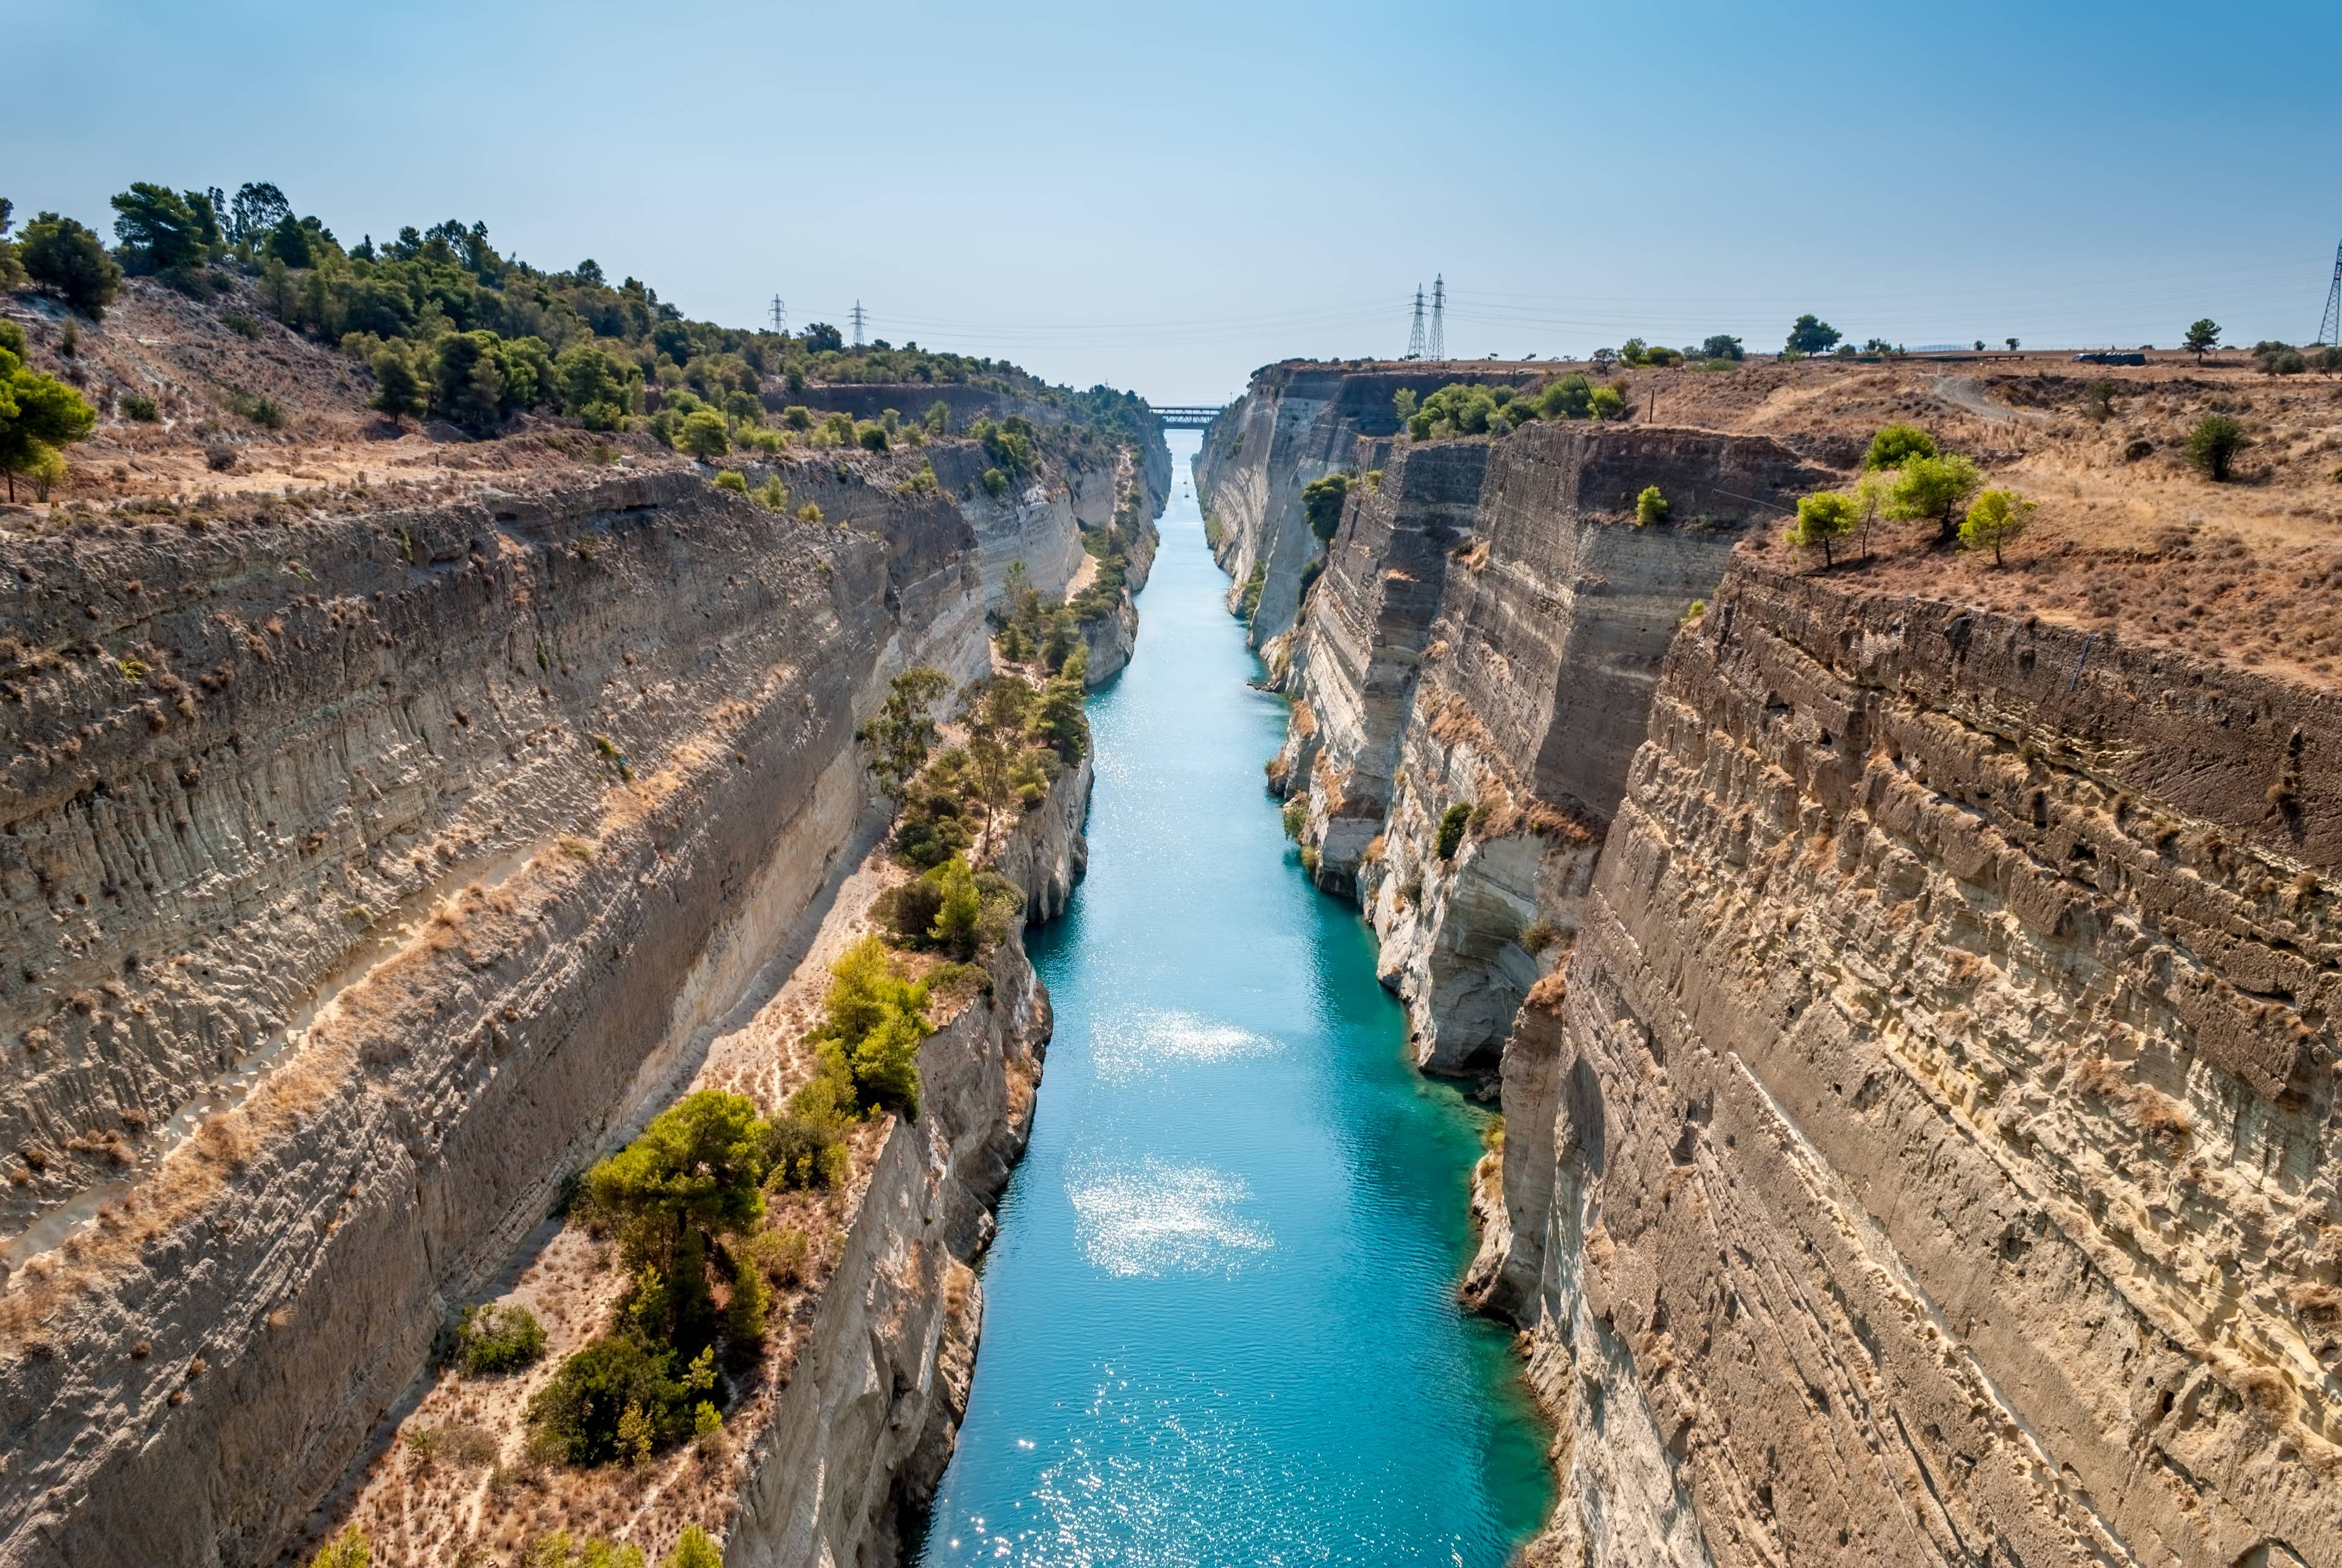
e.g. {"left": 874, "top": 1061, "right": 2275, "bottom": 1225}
{"left": 1406, "top": 286, "right": 1427, "bottom": 359}
{"left": 1430, "top": 275, "right": 1445, "bottom": 361}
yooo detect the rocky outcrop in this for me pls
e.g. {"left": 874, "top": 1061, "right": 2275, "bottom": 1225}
{"left": 1195, "top": 362, "right": 1538, "bottom": 646}
{"left": 1495, "top": 562, "right": 2342, "bottom": 1566}
{"left": 1266, "top": 421, "right": 1822, "bottom": 1075}
{"left": 0, "top": 459, "right": 1019, "bottom": 1567}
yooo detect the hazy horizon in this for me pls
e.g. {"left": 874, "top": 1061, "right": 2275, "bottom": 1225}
{"left": 13, "top": 0, "right": 2340, "bottom": 402}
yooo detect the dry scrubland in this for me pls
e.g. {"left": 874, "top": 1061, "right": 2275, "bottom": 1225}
{"left": 1509, "top": 353, "right": 2342, "bottom": 686}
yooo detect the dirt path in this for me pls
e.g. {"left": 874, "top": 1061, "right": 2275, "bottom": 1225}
{"left": 1933, "top": 375, "right": 2051, "bottom": 426}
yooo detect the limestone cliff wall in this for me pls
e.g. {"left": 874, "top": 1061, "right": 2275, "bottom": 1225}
{"left": 1494, "top": 562, "right": 2342, "bottom": 1567}
{"left": 1195, "top": 363, "right": 1536, "bottom": 646}
{"left": 0, "top": 455, "right": 1059, "bottom": 1566}
{"left": 1268, "top": 422, "right": 1821, "bottom": 1075}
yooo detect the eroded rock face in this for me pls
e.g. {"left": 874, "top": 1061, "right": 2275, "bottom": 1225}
{"left": 0, "top": 470, "right": 986, "bottom": 1567}
{"left": 1196, "top": 363, "right": 1537, "bottom": 646}
{"left": 1225, "top": 398, "right": 2340, "bottom": 1563}
{"left": 1500, "top": 565, "right": 2342, "bottom": 1566}
{"left": 1267, "top": 421, "right": 1821, "bottom": 1075}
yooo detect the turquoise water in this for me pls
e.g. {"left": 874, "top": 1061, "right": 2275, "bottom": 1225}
{"left": 915, "top": 436, "right": 1552, "bottom": 1568}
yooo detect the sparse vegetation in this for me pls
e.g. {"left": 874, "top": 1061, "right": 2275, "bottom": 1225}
{"left": 1303, "top": 472, "right": 1350, "bottom": 542}
{"left": 1786, "top": 490, "right": 1860, "bottom": 570}
{"left": 0, "top": 325, "right": 96, "bottom": 502}
{"left": 1883, "top": 453, "right": 1982, "bottom": 542}
{"left": 2184, "top": 414, "right": 2249, "bottom": 482}
{"left": 1436, "top": 803, "right": 1472, "bottom": 861}
{"left": 454, "top": 1302, "right": 548, "bottom": 1376}
{"left": 1634, "top": 485, "right": 1669, "bottom": 527}
{"left": 307, "top": 1525, "right": 373, "bottom": 1568}
{"left": 1861, "top": 422, "right": 1936, "bottom": 471}
{"left": 1959, "top": 488, "right": 2035, "bottom": 565}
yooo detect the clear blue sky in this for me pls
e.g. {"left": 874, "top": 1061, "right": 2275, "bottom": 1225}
{"left": 12, "top": 0, "right": 2339, "bottom": 401}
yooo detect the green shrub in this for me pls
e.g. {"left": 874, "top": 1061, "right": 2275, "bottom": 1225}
{"left": 1, "top": 338, "right": 96, "bottom": 503}
{"left": 1519, "top": 918, "right": 1558, "bottom": 954}
{"left": 714, "top": 468, "right": 747, "bottom": 493}
{"left": 520, "top": 1531, "right": 646, "bottom": 1568}
{"left": 1585, "top": 385, "right": 1627, "bottom": 421}
{"left": 925, "top": 855, "right": 982, "bottom": 956}
{"left": 1436, "top": 803, "right": 1471, "bottom": 861}
{"left": 1959, "top": 488, "right": 2035, "bottom": 565}
{"left": 678, "top": 409, "right": 729, "bottom": 458}
{"left": 747, "top": 1225, "right": 813, "bottom": 1286}
{"left": 456, "top": 1303, "right": 548, "bottom": 1376}
{"left": 664, "top": 1527, "right": 724, "bottom": 1568}
{"left": 1861, "top": 423, "right": 1936, "bottom": 471}
{"left": 1786, "top": 490, "right": 1860, "bottom": 568}
{"left": 120, "top": 393, "right": 159, "bottom": 423}
{"left": 232, "top": 391, "right": 285, "bottom": 429}
{"left": 1883, "top": 453, "right": 1980, "bottom": 540}
{"left": 1239, "top": 566, "right": 1265, "bottom": 620}
{"left": 526, "top": 1332, "right": 710, "bottom": 1467}
{"left": 1282, "top": 798, "right": 1307, "bottom": 840}
{"left": 981, "top": 466, "right": 1008, "bottom": 498}
{"left": 1302, "top": 472, "right": 1350, "bottom": 542}
{"left": 223, "top": 313, "right": 260, "bottom": 339}
{"left": 808, "top": 934, "right": 932, "bottom": 1117}
{"left": 857, "top": 423, "right": 889, "bottom": 453}
{"left": 1534, "top": 374, "right": 1592, "bottom": 420}
{"left": 1635, "top": 485, "right": 1669, "bottom": 527}
{"left": 307, "top": 1526, "right": 373, "bottom": 1568}
{"left": 2184, "top": 414, "right": 2249, "bottom": 481}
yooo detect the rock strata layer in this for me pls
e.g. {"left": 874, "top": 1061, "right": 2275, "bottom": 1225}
{"left": 1211, "top": 389, "right": 2342, "bottom": 1567}
{"left": 0, "top": 421, "right": 1161, "bottom": 1566}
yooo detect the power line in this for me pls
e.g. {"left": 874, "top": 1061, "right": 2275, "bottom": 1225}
{"left": 850, "top": 301, "right": 868, "bottom": 348}
{"left": 1430, "top": 274, "right": 1445, "bottom": 361}
{"left": 2320, "top": 240, "right": 2342, "bottom": 347}
{"left": 1406, "top": 285, "right": 1427, "bottom": 359}
{"left": 768, "top": 295, "right": 786, "bottom": 335}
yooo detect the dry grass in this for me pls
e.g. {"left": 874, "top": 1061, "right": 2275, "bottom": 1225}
{"left": 1630, "top": 354, "right": 2342, "bottom": 691}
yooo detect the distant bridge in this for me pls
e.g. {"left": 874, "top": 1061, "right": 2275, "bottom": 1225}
{"left": 1153, "top": 406, "right": 1222, "bottom": 429}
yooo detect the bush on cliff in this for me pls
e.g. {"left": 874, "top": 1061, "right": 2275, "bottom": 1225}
{"left": 1786, "top": 490, "right": 1860, "bottom": 569}
{"left": 1635, "top": 485, "right": 1669, "bottom": 527}
{"left": 307, "top": 1527, "right": 373, "bottom": 1568}
{"left": 455, "top": 1303, "right": 548, "bottom": 1376}
{"left": 1303, "top": 472, "right": 1351, "bottom": 543}
{"left": 813, "top": 935, "right": 932, "bottom": 1117}
{"left": 1534, "top": 374, "right": 1593, "bottom": 420}
{"left": 1436, "top": 803, "right": 1472, "bottom": 861}
{"left": 0, "top": 335, "right": 97, "bottom": 503}
{"left": 1883, "top": 453, "right": 1982, "bottom": 542}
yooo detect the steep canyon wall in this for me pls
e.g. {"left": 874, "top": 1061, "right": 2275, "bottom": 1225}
{"left": 1214, "top": 377, "right": 2341, "bottom": 1567}
{"left": 0, "top": 420, "right": 1161, "bottom": 1565}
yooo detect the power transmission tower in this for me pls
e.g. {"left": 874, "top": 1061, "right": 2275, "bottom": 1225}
{"left": 2320, "top": 239, "right": 2342, "bottom": 347}
{"left": 850, "top": 301, "right": 868, "bottom": 349}
{"left": 1406, "top": 285, "right": 1427, "bottom": 359}
{"left": 768, "top": 295, "right": 787, "bottom": 335}
{"left": 1430, "top": 274, "right": 1445, "bottom": 361}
